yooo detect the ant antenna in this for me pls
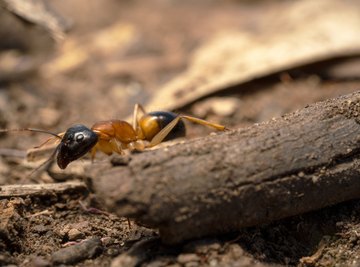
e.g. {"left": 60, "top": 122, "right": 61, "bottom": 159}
{"left": 0, "top": 128, "right": 62, "bottom": 139}
{"left": 27, "top": 145, "right": 59, "bottom": 177}
{"left": 0, "top": 128, "right": 62, "bottom": 177}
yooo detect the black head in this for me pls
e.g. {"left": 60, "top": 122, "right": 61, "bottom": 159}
{"left": 57, "top": 124, "right": 98, "bottom": 169}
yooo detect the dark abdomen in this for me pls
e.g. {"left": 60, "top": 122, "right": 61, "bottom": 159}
{"left": 148, "top": 111, "right": 186, "bottom": 141}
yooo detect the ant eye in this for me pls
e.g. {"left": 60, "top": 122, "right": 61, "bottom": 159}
{"left": 76, "top": 133, "right": 84, "bottom": 142}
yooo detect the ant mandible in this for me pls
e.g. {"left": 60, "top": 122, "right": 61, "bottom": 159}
{"left": 1, "top": 104, "right": 227, "bottom": 169}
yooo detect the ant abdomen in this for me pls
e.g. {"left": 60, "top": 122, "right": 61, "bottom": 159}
{"left": 139, "top": 111, "right": 186, "bottom": 142}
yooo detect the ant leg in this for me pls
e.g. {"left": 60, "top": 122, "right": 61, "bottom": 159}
{"left": 27, "top": 133, "right": 64, "bottom": 162}
{"left": 128, "top": 140, "right": 146, "bottom": 151}
{"left": 149, "top": 115, "right": 227, "bottom": 147}
{"left": 110, "top": 139, "right": 125, "bottom": 155}
{"left": 180, "top": 115, "right": 227, "bottom": 131}
{"left": 34, "top": 132, "right": 64, "bottom": 149}
{"left": 148, "top": 116, "right": 182, "bottom": 147}
{"left": 90, "top": 147, "right": 97, "bottom": 162}
{"left": 27, "top": 146, "right": 58, "bottom": 177}
{"left": 132, "top": 103, "right": 147, "bottom": 130}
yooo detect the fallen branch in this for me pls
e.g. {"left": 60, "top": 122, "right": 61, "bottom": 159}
{"left": 92, "top": 91, "right": 360, "bottom": 244}
{"left": 0, "top": 181, "right": 88, "bottom": 198}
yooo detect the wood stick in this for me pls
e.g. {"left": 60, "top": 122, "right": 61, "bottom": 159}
{"left": 91, "top": 91, "right": 360, "bottom": 244}
{"left": 0, "top": 181, "right": 88, "bottom": 198}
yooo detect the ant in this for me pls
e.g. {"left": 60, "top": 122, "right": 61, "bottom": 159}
{"left": 1, "top": 104, "right": 227, "bottom": 170}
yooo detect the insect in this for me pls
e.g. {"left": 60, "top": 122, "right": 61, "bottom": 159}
{"left": 1, "top": 104, "right": 227, "bottom": 170}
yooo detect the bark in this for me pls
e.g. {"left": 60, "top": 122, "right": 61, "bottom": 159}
{"left": 91, "top": 91, "right": 360, "bottom": 244}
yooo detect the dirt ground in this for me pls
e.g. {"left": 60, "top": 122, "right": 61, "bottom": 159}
{"left": 1, "top": 0, "right": 360, "bottom": 266}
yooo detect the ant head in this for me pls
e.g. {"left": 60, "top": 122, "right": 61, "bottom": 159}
{"left": 57, "top": 124, "right": 98, "bottom": 169}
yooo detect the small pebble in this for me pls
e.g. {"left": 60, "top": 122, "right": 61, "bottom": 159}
{"left": 67, "top": 228, "right": 84, "bottom": 241}
{"left": 105, "top": 247, "right": 120, "bottom": 256}
{"left": 227, "top": 244, "right": 244, "bottom": 258}
{"left": 101, "top": 236, "right": 114, "bottom": 246}
{"left": 185, "top": 239, "right": 221, "bottom": 254}
{"left": 177, "top": 253, "right": 200, "bottom": 264}
{"left": 209, "top": 259, "right": 218, "bottom": 266}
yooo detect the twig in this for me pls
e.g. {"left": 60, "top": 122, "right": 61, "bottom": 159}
{"left": 0, "top": 181, "right": 88, "bottom": 198}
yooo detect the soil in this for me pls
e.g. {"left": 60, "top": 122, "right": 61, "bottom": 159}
{"left": 1, "top": 0, "right": 360, "bottom": 266}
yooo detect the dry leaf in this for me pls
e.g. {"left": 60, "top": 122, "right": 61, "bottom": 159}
{"left": 145, "top": 0, "right": 360, "bottom": 111}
